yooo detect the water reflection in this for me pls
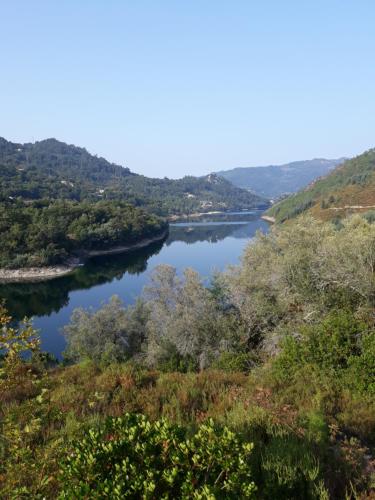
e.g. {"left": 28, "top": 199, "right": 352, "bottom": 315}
{"left": 0, "top": 239, "right": 165, "bottom": 320}
{"left": 169, "top": 220, "right": 263, "bottom": 244}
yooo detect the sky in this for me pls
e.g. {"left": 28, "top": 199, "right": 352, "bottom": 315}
{"left": 1, "top": 1, "right": 375, "bottom": 178}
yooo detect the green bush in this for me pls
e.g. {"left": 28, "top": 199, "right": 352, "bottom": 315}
{"left": 346, "top": 332, "right": 375, "bottom": 395}
{"left": 273, "top": 311, "right": 369, "bottom": 383}
{"left": 301, "top": 312, "right": 365, "bottom": 371}
{"left": 59, "top": 414, "right": 256, "bottom": 499}
{"left": 212, "top": 351, "right": 257, "bottom": 372}
{"left": 155, "top": 341, "right": 199, "bottom": 373}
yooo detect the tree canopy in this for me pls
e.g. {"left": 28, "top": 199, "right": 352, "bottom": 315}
{"left": 0, "top": 199, "right": 167, "bottom": 268}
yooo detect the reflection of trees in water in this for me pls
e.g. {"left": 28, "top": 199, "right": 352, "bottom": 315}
{"left": 0, "top": 216, "right": 268, "bottom": 322}
{"left": 171, "top": 211, "right": 263, "bottom": 223}
{"left": 0, "top": 239, "right": 165, "bottom": 320}
{"left": 167, "top": 219, "right": 268, "bottom": 245}
{"left": 167, "top": 225, "right": 242, "bottom": 245}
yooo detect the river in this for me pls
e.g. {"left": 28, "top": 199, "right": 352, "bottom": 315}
{"left": 0, "top": 211, "right": 269, "bottom": 358}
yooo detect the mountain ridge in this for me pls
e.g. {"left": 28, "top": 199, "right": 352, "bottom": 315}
{"left": 267, "top": 148, "right": 375, "bottom": 222}
{"left": 0, "top": 137, "right": 268, "bottom": 215}
{"left": 215, "top": 158, "right": 347, "bottom": 199}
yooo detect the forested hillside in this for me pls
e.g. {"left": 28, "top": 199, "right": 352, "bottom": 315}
{"left": 0, "top": 138, "right": 267, "bottom": 215}
{"left": 216, "top": 158, "right": 345, "bottom": 199}
{"left": 1, "top": 214, "right": 374, "bottom": 498}
{"left": 268, "top": 148, "right": 375, "bottom": 222}
{"left": 0, "top": 200, "right": 167, "bottom": 269}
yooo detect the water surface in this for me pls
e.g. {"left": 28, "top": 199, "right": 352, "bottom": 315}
{"left": 0, "top": 211, "right": 269, "bottom": 357}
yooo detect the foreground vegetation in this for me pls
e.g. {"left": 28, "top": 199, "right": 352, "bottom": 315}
{"left": 1, "top": 214, "right": 374, "bottom": 498}
{"left": 0, "top": 199, "right": 167, "bottom": 269}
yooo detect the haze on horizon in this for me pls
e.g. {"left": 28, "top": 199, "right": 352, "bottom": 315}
{"left": 1, "top": 1, "right": 374, "bottom": 179}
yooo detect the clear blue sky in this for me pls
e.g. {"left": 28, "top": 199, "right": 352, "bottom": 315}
{"left": 1, "top": 1, "right": 374, "bottom": 178}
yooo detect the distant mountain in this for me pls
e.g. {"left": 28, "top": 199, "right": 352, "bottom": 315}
{"left": 216, "top": 158, "right": 346, "bottom": 199}
{"left": 267, "top": 148, "right": 375, "bottom": 222}
{"left": 0, "top": 137, "right": 267, "bottom": 216}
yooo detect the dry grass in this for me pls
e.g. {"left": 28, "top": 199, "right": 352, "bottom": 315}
{"left": 310, "top": 180, "right": 375, "bottom": 221}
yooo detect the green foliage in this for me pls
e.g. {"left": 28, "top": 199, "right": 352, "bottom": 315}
{"left": 272, "top": 311, "right": 372, "bottom": 389}
{"left": 63, "top": 214, "right": 375, "bottom": 378}
{"left": 0, "top": 199, "right": 167, "bottom": 268}
{"left": 151, "top": 341, "right": 199, "bottom": 373}
{"left": 212, "top": 352, "right": 257, "bottom": 372}
{"left": 275, "top": 311, "right": 367, "bottom": 376}
{"left": 0, "top": 306, "right": 63, "bottom": 498}
{"left": 300, "top": 312, "right": 365, "bottom": 372}
{"left": 0, "top": 303, "right": 40, "bottom": 393}
{"left": 346, "top": 332, "right": 375, "bottom": 395}
{"left": 0, "top": 325, "right": 372, "bottom": 498}
{"left": 59, "top": 414, "right": 256, "bottom": 499}
{"left": 259, "top": 434, "right": 324, "bottom": 499}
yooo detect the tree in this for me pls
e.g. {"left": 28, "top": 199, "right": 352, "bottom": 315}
{"left": 63, "top": 296, "right": 148, "bottom": 364}
{"left": 225, "top": 215, "right": 375, "bottom": 354}
{"left": 143, "top": 265, "right": 230, "bottom": 370}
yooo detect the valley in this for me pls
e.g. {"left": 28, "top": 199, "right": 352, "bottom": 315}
{"left": 2, "top": 4, "right": 375, "bottom": 497}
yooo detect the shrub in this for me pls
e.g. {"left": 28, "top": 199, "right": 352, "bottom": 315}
{"left": 300, "top": 312, "right": 366, "bottom": 372}
{"left": 154, "top": 341, "right": 199, "bottom": 373}
{"left": 59, "top": 414, "right": 256, "bottom": 499}
{"left": 212, "top": 351, "right": 257, "bottom": 373}
{"left": 0, "top": 304, "right": 40, "bottom": 398}
{"left": 272, "top": 311, "right": 370, "bottom": 384}
{"left": 346, "top": 332, "right": 375, "bottom": 396}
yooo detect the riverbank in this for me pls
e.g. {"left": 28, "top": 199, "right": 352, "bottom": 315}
{"left": 0, "top": 260, "right": 80, "bottom": 283}
{"left": 0, "top": 229, "right": 169, "bottom": 283}
{"left": 87, "top": 229, "right": 168, "bottom": 257}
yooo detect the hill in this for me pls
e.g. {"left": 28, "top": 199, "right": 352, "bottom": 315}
{"left": 267, "top": 148, "right": 375, "bottom": 222}
{"left": 0, "top": 138, "right": 267, "bottom": 215}
{"left": 216, "top": 158, "right": 345, "bottom": 199}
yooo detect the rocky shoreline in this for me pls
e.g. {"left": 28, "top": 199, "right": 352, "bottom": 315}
{"left": 260, "top": 215, "right": 275, "bottom": 223}
{"left": 0, "top": 229, "right": 169, "bottom": 283}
